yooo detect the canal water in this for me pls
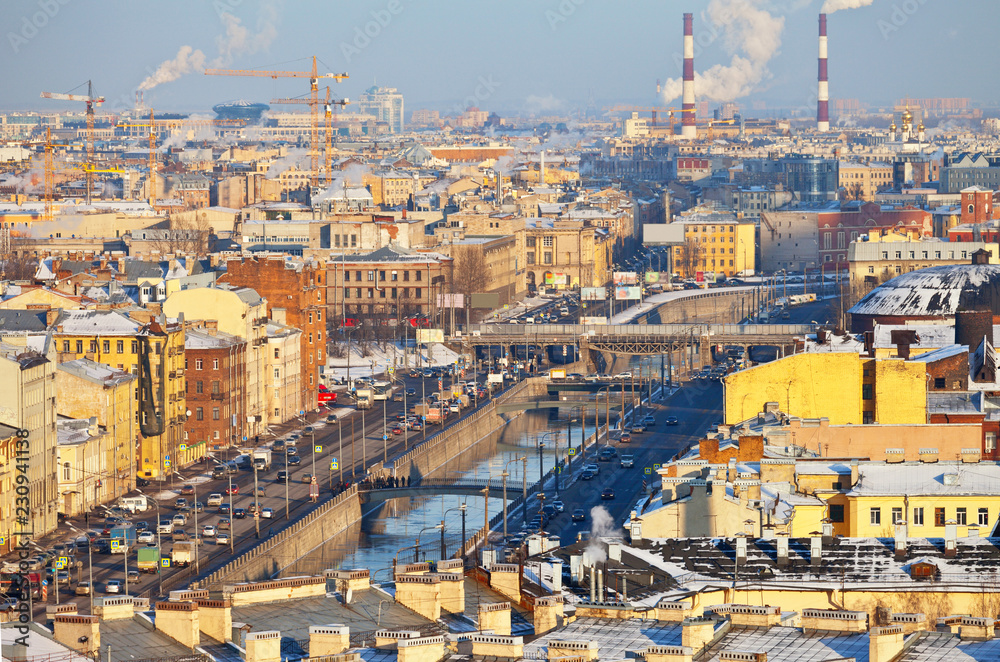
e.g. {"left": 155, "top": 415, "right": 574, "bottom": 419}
{"left": 280, "top": 407, "right": 602, "bottom": 580}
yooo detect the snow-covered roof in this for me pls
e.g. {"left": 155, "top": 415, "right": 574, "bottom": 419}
{"left": 849, "top": 264, "right": 1000, "bottom": 318}
{"left": 873, "top": 323, "right": 955, "bottom": 349}
{"left": 56, "top": 310, "right": 139, "bottom": 335}
{"left": 847, "top": 462, "right": 1000, "bottom": 497}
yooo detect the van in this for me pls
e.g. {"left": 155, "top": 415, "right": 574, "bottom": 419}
{"left": 525, "top": 316, "right": 536, "bottom": 324}
{"left": 120, "top": 496, "right": 148, "bottom": 513}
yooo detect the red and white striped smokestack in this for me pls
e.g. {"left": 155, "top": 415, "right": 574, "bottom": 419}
{"left": 817, "top": 13, "right": 830, "bottom": 132}
{"left": 682, "top": 12, "right": 697, "bottom": 140}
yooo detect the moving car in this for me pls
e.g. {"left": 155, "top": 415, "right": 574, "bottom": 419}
{"left": 234, "top": 508, "right": 248, "bottom": 519}
{"left": 551, "top": 500, "right": 565, "bottom": 513}
{"left": 216, "top": 532, "right": 231, "bottom": 545}
{"left": 202, "top": 525, "right": 217, "bottom": 538}
{"left": 75, "top": 581, "right": 91, "bottom": 596}
{"left": 104, "top": 580, "right": 122, "bottom": 594}
{"left": 261, "top": 507, "right": 274, "bottom": 519}
{"left": 207, "top": 493, "right": 223, "bottom": 507}
{"left": 224, "top": 485, "right": 239, "bottom": 496}
{"left": 601, "top": 487, "right": 616, "bottom": 500}
{"left": 137, "top": 531, "right": 155, "bottom": 544}
{"left": 571, "top": 509, "right": 586, "bottom": 522}
{"left": 665, "top": 416, "right": 679, "bottom": 425}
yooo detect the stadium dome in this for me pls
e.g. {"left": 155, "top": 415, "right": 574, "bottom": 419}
{"left": 213, "top": 100, "right": 269, "bottom": 122}
{"left": 849, "top": 256, "right": 1000, "bottom": 332}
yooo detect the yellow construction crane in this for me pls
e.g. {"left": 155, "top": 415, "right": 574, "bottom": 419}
{"left": 271, "top": 87, "right": 349, "bottom": 183}
{"left": 40, "top": 80, "right": 104, "bottom": 203}
{"left": 206, "top": 56, "right": 347, "bottom": 186}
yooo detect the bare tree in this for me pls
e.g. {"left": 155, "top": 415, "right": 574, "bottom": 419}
{"left": 2, "top": 232, "right": 38, "bottom": 281}
{"left": 146, "top": 214, "right": 211, "bottom": 255}
{"left": 674, "top": 237, "right": 706, "bottom": 278}
{"left": 451, "top": 248, "right": 490, "bottom": 324}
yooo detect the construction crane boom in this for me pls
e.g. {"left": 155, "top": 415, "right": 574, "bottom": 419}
{"left": 40, "top": 80, "right": 104, "bottom": 204}
{"left": 207, "top": 56, "right": 347, "bottom": 185}
{"left": 271, "top": 88, "right": 349, "bottom": 183}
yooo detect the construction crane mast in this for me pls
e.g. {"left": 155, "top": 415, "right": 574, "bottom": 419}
{"left": 148, "top": 111, "right": 157, "bottom": 208}
{"left": 44, "top": 127, "right": 54, "bottom": 223}
{"left": 271, "top": 87, "right": 349, "bottom": 184}
{"left": 40, "top": 80, "right": 104, "bottom": 204}
{"left": 206, "top": 56, "right": 347, "bottom": 186}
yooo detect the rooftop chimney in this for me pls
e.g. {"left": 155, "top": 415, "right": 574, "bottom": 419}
{"left": 682, "top": 13, "right": 697, "bottom": 140}
{"left": 817, "top": 14, "right": 830, "bottom": 132}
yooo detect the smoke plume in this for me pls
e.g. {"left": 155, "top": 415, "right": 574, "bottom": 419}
{"left": 317, "top": 163, "right": 372, "bottom": 195}
{"left": 585, "top": 505, "right": 621, "bottom": 563}
{"left": 661, "top": 0, "right": 784, "bottom": 104}
{"left": 265, "top": 148, "right": 309, "bottom": 179}
{"left": 138, "top": 4, "right": 278, "bottom": 92}
{"left": 821, "top": 0, "right": 875, "bottom": 13}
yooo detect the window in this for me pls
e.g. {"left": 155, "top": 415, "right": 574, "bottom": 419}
{"left": 837, "top": 231, "right": 845, "bottom": 249}
{"left": 274, "top": 368, "right": 280, "bottom": 378}
{"left": 934, "top": 377, "right": 945, "bottom": 388}
{"left": 987, "top": 432, "right": 997, "bottom": 452}
{"left": 979, "top": 508, "right": 989, "bottom": 527}
{"left": 212, "top": 381, "right": 220, "bottom": 394}
{"left": 415, "top": 271, "right": 422, "bottom": 281}
{"left": 957, "top": 507, "right": 967, "bottom": 525}
{"left": 351, "top": 234, "right": 357, "bottom": 247}
{"left": 892, "top": 507, "right": 903, "bottom": 524}
{"left": 390, "top": 272, "right": 398, "bottom": 282}
{"left": 213, "top": 359, "right": 219, "bottom": 370}
{"left": 367, "top": 271, "right": 375, "bottom": 282}
{"left": 862, "top": 384, "right": 873, "bottom": 400}
{"left": 403, "top": 271, "right": 409, "bottom": 281}
{"left": 870, "top": 508, "right": 881, "bottom": 525}
{"left": 935, "top": 508, "right": 946, "bottom": 527}
{"left": 543, "top": 236, "right": 554, "bottom": 247}
{"left": 543, "top": 252, "right": 553, "bottom": 265}
{"left": 415, "top": 288, "right": 422, "bottom": 298}
{"left": 913, "top": 507, "right": 924, "bottom": 526}
{"left": 379, "top": 270, "right": 386, "bottom": 281}
{"left": 196, "top": 359, "right": 204, "bottom": 370}
{"left": 212, "top": 407, "right": 220, "bottom": 420}
{"left": 344, "top": 271, "right": 350, "bottom": 282}
{"left": 196, "top": 407, "right": 204, "bottom": 421}
{"left": 274, "top": 348, "right": 280, "bottom": 359}
{"left": 62, "top": 340, "right": 69, "bottom": 352}
{"left": 89, "top": 340, "right": 96, "bottom": 352}
{"left": 863, "top": 410, "right": 875, "bottom": 424}
{"left": 63, "top": 462, "right": 70, "bottom": 480}
{"left": 117, "top": 340, "right": 124, "bottom": 353}
{"left": 102, "top": 340, "right": 110, "bottom": 353}
{"left": 196, "top": 381, "right": 204, "bottom": 394}
{"left": 823, "top": 233, "right": 832, "bottom": 250}
{"left": 829, "top": 504, "right": 845, "bottom": 522}
{"left": 527, "top": 252, "right": 535, "bottom": 265}
{"left": 132, "top": 341, "right": 138, "bottom": 353}
{"left": 355, "top": 271, "right": 362, "bottom": 281}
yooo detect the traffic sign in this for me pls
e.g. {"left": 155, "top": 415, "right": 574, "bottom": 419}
{"left": 568, "top": 448, "right": 576, "bottom": 456}
{"left": 161, "top": 558, "right": 171, "bottom": 568}
{"left": 382, "top": 434, "right": 388, "bottom": 441}
{"left": 0, "top": 536, "right": 6, "bottom": 546}
{"left": 330, "top": 460, "right": 338, "bottom": 471}
{"left": 57, "top": 556, "right": 68, "bottom": 568}
{"left": 164, "top": 460, "right": 171, "bottom": 468}
{"left": 110, "top": 540, "right": 120, "bottom": 551}
{"left": 179, "top": 444, "right": 187, "bottom": 451}
{"left": 42, "top": 579, "right": 48, "bottom": 586}
{"left": 653, "top": 464, "right": 661, "bottom": 471}
{"left": 315, "top": 445, "right": 322, "bottom": 453}
{"left": 254, "top": 511, "right": 260, "bottom": 519}
{"left": 644, "top": 467, "right": 652, "bottom": 475}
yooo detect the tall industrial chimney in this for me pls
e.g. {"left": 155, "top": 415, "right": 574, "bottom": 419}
{"left": 817, "top": 13, "right": 830, "bottom": 132}
{"left": 681, "top": 13, "right": 697, "bottom": 140}
{"left": 540, "top": 150, "right": 546, "bottom": 185}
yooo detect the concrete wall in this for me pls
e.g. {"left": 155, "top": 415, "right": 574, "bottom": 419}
{"left": 196, "top": 486, "right": 361, "bottom": 588}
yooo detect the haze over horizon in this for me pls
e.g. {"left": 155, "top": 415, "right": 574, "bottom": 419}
{"left": 1, "top": 0, "right": 997, "bottom": 116}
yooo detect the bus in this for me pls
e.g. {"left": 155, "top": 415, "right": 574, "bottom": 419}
{"left": 372, "top": 381, "right": 392, "bottom": 401}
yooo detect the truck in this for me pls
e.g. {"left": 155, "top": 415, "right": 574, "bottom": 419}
{"left": 108, "top": 524, "right": 136, "bottom": 553}
{"left": 136, "top": 547, "right": 160, "bottom": 574}
{"left": 171, "top": 541, "right": 195, "bottom": 567}
{"left": 252, "top": 449, "right": 271, "bottom": 471}
{"left": 372, "top": 381, "right": 392, "bottom": 401}
{"left": 356, "top": 388, "right": 373, "bottom": 410}
{"left": 424, "top": 403, "right": 449, "bottom": 425}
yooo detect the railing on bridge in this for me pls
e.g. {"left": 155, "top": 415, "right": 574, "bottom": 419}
{"left": 360, "top": 478, "right": 512, "bottom": 493}
{"left": 464, "top": 323, "right": 815, "bottom": 337}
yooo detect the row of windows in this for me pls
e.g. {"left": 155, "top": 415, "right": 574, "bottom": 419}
{"left": 880, "top": 250, "right": 967, "bottom": 260}
{"left": 62, "top": 339, "right": 140, "bottom": 354}
{"left": 526, "top": 252, "right": 552, "bottom": 265}
{"left": 192, "top": 407, "right": 222, "bottom": 421}
{"left": 525, "top": 236, "right": 556, "bottom": 248}
{"left": 343, "top": 270, "right": 423, "bottom": 282}
{"left": 686, "top": 235, "right": 736, "bottom": 243}
{"left": 829, "top": 505, "right": 992, "bottom": 527}
{"left": 188, "top": 380, "right": 223, "bottom": 394}
{"left": 343, "top": 287, "right": 423, "bottom": 299}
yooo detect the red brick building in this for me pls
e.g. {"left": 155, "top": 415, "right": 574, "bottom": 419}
{"left": 184, "top": 328, "right": 248, "bottom": 450}
{"left": 220, "top": 256, "right": 327, "bottom": 409}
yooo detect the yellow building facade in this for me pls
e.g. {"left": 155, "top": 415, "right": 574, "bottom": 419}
{"left": 839, "top": 161, "right": 894, "bottom": 201}
{"left": 671, "top": 218, "right": 756, "bottom": 278}
{"left": 53, "top": 311, "right": 189, "bottom": 478}
{"left": 724, "top": 352, "right": 926, "bottom": 426}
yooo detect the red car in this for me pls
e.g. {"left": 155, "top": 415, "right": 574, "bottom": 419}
{"left": 392, "top": 426, "right": 404, "bottom": 435}
{"left": 224, "top": 485, "right": 239, "bottom": 496}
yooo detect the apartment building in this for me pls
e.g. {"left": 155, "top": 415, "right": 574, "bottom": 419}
{"left": 184, "top": 329, "right": 248, "bottom": 450}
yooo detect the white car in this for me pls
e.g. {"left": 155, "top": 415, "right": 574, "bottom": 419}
{"left": 137, "top": 531, "right": 156, "bottom": 544}
{"left": 206, "top": 493, "right": 223, "bottom": 507}
{"left": 104, "top": 580, "right": 122, "bottom": 594}
{"left": 172, "top": 514, "right": 187, "bottom": 527}
{"left": 201, "top": 525, "right": 217, "bottom": 538}
{"left": 157, "top": 519, "right": 173, "bottom": 534}
{"left": 261, "top": 507, "right": 274, "bottom": 519}
{"left": 216, "top": 532, "right": 231, "bottom": 545}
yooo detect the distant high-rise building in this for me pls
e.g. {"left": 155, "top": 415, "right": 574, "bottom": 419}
{"left": 358, "top": 85, "right": 404, "bottom": 133}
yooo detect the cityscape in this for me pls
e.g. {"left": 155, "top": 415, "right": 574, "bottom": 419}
{"left": 3, "top": 1, "right": 1000, "bottom": 661}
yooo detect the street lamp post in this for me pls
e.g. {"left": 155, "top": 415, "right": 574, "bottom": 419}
{"left": 440, "top": 505, "right": 466, "bottom": 559}
{"left": 502, "top": 456, "right": 525, "bottom": 539}
{"left": 133, "top": 491, "right": 162, "bottom": 595}
{"left": 66, "top": 524, "right": 95, "bottom": 603}
{"left": 539, "top": 432, "right": 558, "bottom": 495}
{"left": 414, "top": 524, "right": 442, "bottom": 563}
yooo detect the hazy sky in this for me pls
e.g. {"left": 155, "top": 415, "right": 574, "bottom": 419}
{"left": 1, "top": 0, "right": 996, "bottom": 116}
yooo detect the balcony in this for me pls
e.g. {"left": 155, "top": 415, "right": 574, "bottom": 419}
{"left": 210, "top": 393, "right": 225, "bottom": 401}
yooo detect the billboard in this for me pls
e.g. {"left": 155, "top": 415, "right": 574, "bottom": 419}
{"left": 436, "top": 293, "right": 464, "bottom": 308}
{"left": 544, "top": 272, "right": 568, "bottom": 286}
{"left": 642, "top": 223, "right": 686, "bottom": 246}
{"left": 471, "top": 292, "right": 500, "bottom": 309}
{"left": 581, "top": 316, "right": 608, "bottom": 325}
{"left": 580, "top": 287, "right": 607, "bottom": 301}
{"left": 613, "top": 271, "right": 638, "bottom": 285}
{"left": 416, "top": 329, "right": 445, "bottom": 343}
{"left": 644, "top": 271, "right": 665, "bottom": 284}
{"left": 615, "top": 286, "right": 641, "bottom": 300}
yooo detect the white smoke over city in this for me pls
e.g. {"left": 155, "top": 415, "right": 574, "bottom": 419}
{"left": 821, "top": 0, "right": 875, "bottom": 13}
{"left": 585, "top": 505, "right": 620, "bottom": 563}
{"left": 318, "top": 163, "right": 371, "bottom": 196}
{"left": 139, "top": 4, "right": 278, "bottom": 92}
{"left": 661, "top": 0, "right": 784, "bottom": 104}
{"left": 265, "top": 148, "right": 309, "bottom": 179}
